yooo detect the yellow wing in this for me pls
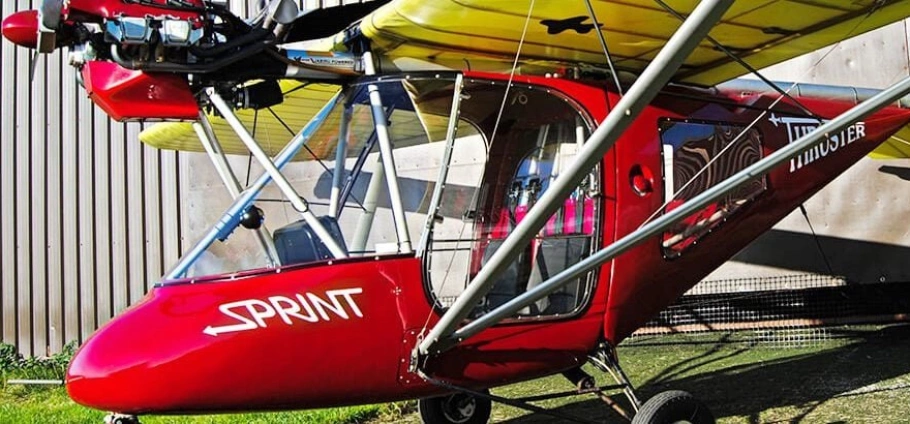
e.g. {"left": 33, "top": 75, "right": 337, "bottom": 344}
{"left": 361, "top": 0, "right": 910, "bottom": 86}
{"left": 142, "top": 0, "right": 910, "bottom": 154}
{"left": 870, "top": 129, "right": 910, "bottom": 159}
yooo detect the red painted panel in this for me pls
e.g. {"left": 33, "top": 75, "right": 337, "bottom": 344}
{"left": 67, "top": 0, "right": 203, "bottom": 21}
{"left": 67, "top": 255, "right": 609, "bottom": 414}
{"left": 82, "top": 61, "right": 198, "bottom": 122}
{"left": 62, "top": 72, "right": 619, "bottom": 415}
{"left": 68, "top": 258, "right": 413, "bottom": 413}
{"left": 72, "top": 70, "right": 910, "bottom": 415}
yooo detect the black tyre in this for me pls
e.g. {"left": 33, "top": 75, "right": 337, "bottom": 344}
{"left": 632, "top": 390, "right": 714, "bottom": 424}
{"left": 106, "top": 416, "right": 140, "bottom": 424}
{"left": 418, "top": 391, "right": 492, "bottom": 424}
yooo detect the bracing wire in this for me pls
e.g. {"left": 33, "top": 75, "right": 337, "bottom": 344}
{"left": 244, "top": 109, "right": 259, "bottom": 187}
{"left": 266, "top": 106, "right": 367, "bottom": 211}
{"left": 489, "top": 0, "right": 537, "bottom": 147}
{"left": 583, "top": 0, "right": 624, "bottom": 97}
{"left": 654, "top": 0, "right": 821, "bottom": 120}
{"left": 799, "top": 204, "right": 837, "bottom": 276}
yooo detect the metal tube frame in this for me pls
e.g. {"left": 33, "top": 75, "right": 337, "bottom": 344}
{"left": 584, "top": 0, "right": 623, "bottom": 97}
{"left": 164, "top": 91, "right": 343, "bottom": 280}
{"left": 193, "top": 113, "right": 281, "bottom": 267}
{"left": 417, "top": 73, "right": 466, "bottom": 257}
{"left": 418, "top": 0, "right": 735, "bottom": 356}
{"left": 206, "top": 89, "right": 348, "bottom": 259}
{"left": 336, "top": 106, "right": 395, "bottom": 218}
{"left": 454, "top": 72, "right": 910, "bottom": 344}
{"left": 329, "top": 105, "right": 353, "bottom": 217}
{"left": 350, "top": 156, "right": 385, "bottom": 253}
{"left": 363, "top": 51, "right": 413, "bottom": 253}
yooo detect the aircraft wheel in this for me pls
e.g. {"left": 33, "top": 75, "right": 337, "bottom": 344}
{"left": 632, "top": 390, "right": 714, "bottom": 424}
{"left": 104, "top": 414, "right": 141, "bottom": 424}
{"left": 418, "top": 390, "right": 492, "bottom": 424}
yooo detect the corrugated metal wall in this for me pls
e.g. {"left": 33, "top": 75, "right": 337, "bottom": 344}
{"left": 0, "top": 0, "right": 366, "bottom": 357}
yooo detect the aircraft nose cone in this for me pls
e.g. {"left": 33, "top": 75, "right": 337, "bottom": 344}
{"left": 64, "top": 288, "right": 271, "bottom": 414}
{"left": 2, "top": 10, "right": 39, "bottom": 49}
{"left": 66, "top": 336, "right": 124, "bottom": 412}
{"left": 65, "top": 309, "right": 163, "bottom": 414}
{"left": 64, "top": 293, "right": 211, "bottom": 414}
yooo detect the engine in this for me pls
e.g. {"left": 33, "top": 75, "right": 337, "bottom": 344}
{"left": 2, "top": 0, "right": 366, "bottom": 121}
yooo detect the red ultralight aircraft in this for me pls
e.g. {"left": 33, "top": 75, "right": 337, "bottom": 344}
{"left": 5, "top": 0, "right": 910, "bottom": 423}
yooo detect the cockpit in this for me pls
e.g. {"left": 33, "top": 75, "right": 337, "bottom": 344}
{"left": 166, "top": 73, "right": 601, "bottom": 321}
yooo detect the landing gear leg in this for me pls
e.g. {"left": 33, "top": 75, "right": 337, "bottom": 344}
{"left": 589, "top": 343, "right": 715, "bottom": 424}
{"left": 418, "top": 390, "right": 492, "bottom": 424}
{"left": 104, "top": 413, "right": 140, "bottom": 424}
{"left": 590, "top": 342, "right": 642, "bottom": 419}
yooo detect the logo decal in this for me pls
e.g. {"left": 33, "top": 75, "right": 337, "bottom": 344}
{"left": 770, "top": 114, "right": 866, "bottom": 173}
{"left": 203, "top": 288, "right": 364, "bottom": 336}
{"left": 540, "top": 17, "right": 602, "bottom": 35}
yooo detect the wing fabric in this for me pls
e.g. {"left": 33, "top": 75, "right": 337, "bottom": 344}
{"left": 140, "top": 0, "right": 910, "bottom": 155}
{"left": 871, "top": 128, "right": 910, "bottom": 159}
{"left": 139, "top": 82, "right": 341, "bottom": 157}
{"left": 360, "top": 0, "right": 910, "bottom": 85}
{"left": 139, "top": 79, "right": 452, "bottom": 158}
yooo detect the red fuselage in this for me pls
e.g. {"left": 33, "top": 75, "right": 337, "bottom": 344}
{"left": 64, "top": 71, "right": 910, "bottom": 414}
{"left": 4, "top": 0, "right": 910, "bottom": 417}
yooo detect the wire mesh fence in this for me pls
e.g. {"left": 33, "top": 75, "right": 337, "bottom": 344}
{"left": 632, "top": 274, "right": 910, "bottom": 348}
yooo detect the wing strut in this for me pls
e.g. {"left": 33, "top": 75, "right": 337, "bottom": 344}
{"left": 583, "top": 0, "right": 623, "bottom": 96}
{"left": 164, "top": 91, "right": 342, "bottom": 279}
{"left": 329, "top": 105, "right": 353, "bottom": 218}
{"left": 206, "top": 89, "right": 348, "bottom": 259}
{"left": 363, "top": 51, "right": 413, "bottom": 254}
{"left": 417, "top": 0, "right": 735, "bottom": 356}
{"left": 192, "top": 112, "right": 282, "bottom": 267}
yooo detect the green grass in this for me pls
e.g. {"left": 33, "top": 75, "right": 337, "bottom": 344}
{"left": 4, "top": 326, "right": 910, "bottom": 423}
{"left": 375, "top": 326, "right": 910, "bottom": 423}
{"left": 619, "top": 327, "right": 910, "bottom": 424}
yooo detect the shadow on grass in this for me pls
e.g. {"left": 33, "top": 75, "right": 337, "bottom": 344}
{"left": 498, "top": 325, "right": 910, "bottom": 423}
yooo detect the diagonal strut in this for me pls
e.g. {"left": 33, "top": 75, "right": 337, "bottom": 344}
{"left": 418, "top": 0, "right": 736, "bottom": 356}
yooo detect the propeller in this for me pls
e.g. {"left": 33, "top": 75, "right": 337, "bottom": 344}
{"left": 29, "top": 0, "right": 65, "bottom": 82}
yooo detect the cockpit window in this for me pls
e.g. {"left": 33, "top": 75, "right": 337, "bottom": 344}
{"left": 169, "top": 74, "right": 599, "bottom": 320}
{"left": 423, "top": 79, "right": 600, "bottom": 319}
{"left": 659, "top": 119, "right": 766, "bottom": 257}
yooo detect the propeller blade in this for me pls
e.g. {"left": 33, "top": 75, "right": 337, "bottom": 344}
{"left": 29, "top": 51, "right": 40, "bottom": 82}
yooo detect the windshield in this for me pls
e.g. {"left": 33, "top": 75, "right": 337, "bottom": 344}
{"left": 170, "top": 74, "right": 465, "bottom": 280}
